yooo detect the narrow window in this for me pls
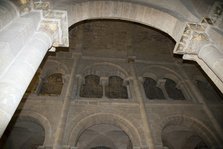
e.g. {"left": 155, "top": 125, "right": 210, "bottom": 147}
{"left": 39, "top": 73, "right": 63, "bottom": 95}
{"left": 80, "top": 75, "right": 103, "bottom": 98}
{"left": 143, "top": 77, "right": 165, "bottom": 99}
{"left": 105, "top": 76, "right": 128, "bottom": 99}
{"left": 164, "top": 78, "right": 185, "bottom": 100}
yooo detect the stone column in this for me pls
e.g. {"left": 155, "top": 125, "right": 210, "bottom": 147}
{"left": 174, "top": 19, "right": 223, "bottom": 93}
{"left": 157, "top": 79, "right": 169, "bottom": 99}
{"left": 129, "top": 63, "right": 155, "bottom": 149}
{"left": 0, "top": 0, "right": 18, "bottom": 30}
{"left": 100, "top": 77, "right": 109, "bottom": 99}
{"left": 198, "top": 45, "right": 223, "bottom": 83}
{"left": 53, "top": 54, "right": 81, "bottom": 148}
{"left": 124, "top": 79, "right": 132, "bottom": 99}
{"left": 0, "top": 31, "right": 52, "bottom": 136}
{"left": 75, "top": 75, "right": 83, "bottom": 98}
{"left": 0, "top": 0, "right": 68, "bottom": 136}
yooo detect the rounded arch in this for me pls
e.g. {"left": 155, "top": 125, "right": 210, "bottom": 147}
{"left": 159, "top": 115, "right": 221, "bottom": 147}
{"left": 80, "top": 62, "right": 129, "bottom": 79}
{"left": 67, "top": 113, "right": 142, "bottom": 147}
{"left": 142, "top": 72, "right": 158, "bottom": 81}
{"left": 41, "top": 60, "right": 69, "bottom": 78}
{"left": 15, "top": 111, "right": 52, "bottom": 145}
{"left": 142, "top": 65, "right": 184, "bottom": 83}
{"left": 68, "top": 1, "right": 184, "bottom": 41}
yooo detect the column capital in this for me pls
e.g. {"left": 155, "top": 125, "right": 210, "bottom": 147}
{"left": 34, "top": 1, "right": 68, "bottom": 48}
{"left": 100, "top": 76, "right": 109, "bottom": 86}
{"left": 18, "top": 0, "right": 69, "bottom": 49}
{"left": 173, "top": 17, "right": 223, "bottom": 93}
{"left": 174, "top": 1, "right": 223, "bottom": 56}
{"left": 174, "top": 20, "right": 209, "bottom": 55}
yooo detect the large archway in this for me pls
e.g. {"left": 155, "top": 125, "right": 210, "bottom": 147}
{"left": 67, "top": 113, "right": 142, "bottom": 148}
{"left": 0, "top": 115, "right": 45, "bottom": 149}
{"left": 76, "top": 124, "right": 132, "bottom": 149}
{"left": 66, "top": 1, "right": 185, "bottom": 42}
{"left": 159, "top": 115, "right": 221, "bottom": 148}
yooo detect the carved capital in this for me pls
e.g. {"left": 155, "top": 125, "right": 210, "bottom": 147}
{"left": 18, "top": 0, "right": 69, "bottom": 48}
{"left": 174, "top": 21, "right": 209, "bottom": 55}
{"left": 100, "top": 77, "right": 109, "bottom": 86}
{"left": 33, "top": 1, "right": 68, "bottom": 47}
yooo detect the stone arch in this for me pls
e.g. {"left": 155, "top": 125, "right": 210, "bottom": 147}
{"left": 158, "top": 115, "right": 221, "bottom": 147}
{"left": 142, "top": 72, "right": 158, "bottom": 82}
{"left": 41, "top": 60, "right": 69, "bottom": 78}
{"left": 142, "top": 65, "right": 184, "bottom": 82}
{"left": 16, "top": 110, "right": 52, "bottom": 145}
{"left": 68, "top": 1, "right": 184, "bottom": 41}
{"left": 142, "top": 65, "right": 189, "bottom": 100}
{"left": 80, "top": 62, "right": 129, "bottom": 79}
{"left": 67, "top": 113, "right": 142, "bottom": 147}
{"left": 38, "top": 60, "right": 69, "bottom": 95}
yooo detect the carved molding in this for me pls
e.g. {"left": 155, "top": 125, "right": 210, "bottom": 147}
{"left": 33, "top": 1, "right": 69, "bottom": 47}
{"left": 18, "top": 0, "right": 69, "bottom": 48}
{"left": 174, "top": 21, "right": 209, "bottom": 55}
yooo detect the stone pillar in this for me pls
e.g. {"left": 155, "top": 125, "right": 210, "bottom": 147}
{"left": 129, "top": 63, "right": 155, "bottom": 149}
{"left": 75, "top": 75, "right": 83, "bottom": 98}
{"left": 157, "top": 79, "right": 169, "bottom": 99}
{"left": 173, "top": 16, "right": 223, "bottom": 93}
{"left": 100, "top": 77, "right": 109, "bottom": 99}
{"left": 0, "top": 31, "right": 52, "bottom": 136}
{"left": 0, "top": 0, "right": 68, "bottom": 136}
{"left": 198, "top": 45, "right": 223, "bottom": 83}
{"left": 53, "top": 54, "right": 81, "bottom": 148}
{"left": 124, "top": 79, "right": 132, "bottom": 99}
{"left": 0, "top": 0, "right": 18, "bottom": 30}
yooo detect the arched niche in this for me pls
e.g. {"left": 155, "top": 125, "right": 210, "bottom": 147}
{"left": 67, "top": 113, "right": 142, "bottom": 148}
{"left": 80, "top": 75, "right": 103, "bottom": 98}
{"left": 39, "top": 73, "right": 64, "bottom": 96}
{"left": 77, "top": 63, "right": 130, "bottom": 99}
{"left": 37, "top": 60, "right": 69, "bottom": 96}
{"left": 164, "top": 78, "right": 185, "bottom": 100}
{"left": 143, "top": 77, "right": 165, "bottom": 100}
{"left": 76, "top": 124, "right": 132, "bottom": 149}
{"left": 162, "top": 125, "right": 209, "bottom": 149}
{"left": 159, "top": 115, "right": 221, "bottom": 149}
{"left": 105, "top": 76, "right": 128, "bottom": 99}
{"left": 0, "top": 115, "right": 46, "bottom": 149}
{"left": 142, "top": 65, "right": 188, "bottom": 100}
